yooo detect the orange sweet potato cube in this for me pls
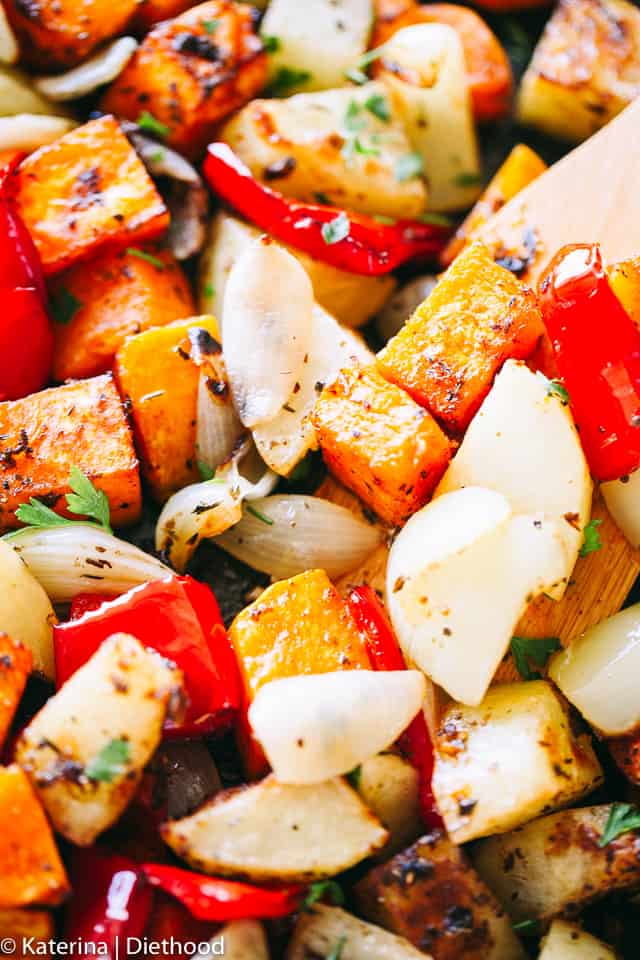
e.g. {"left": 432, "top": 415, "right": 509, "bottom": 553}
{"left": 13, "top": 116, "right": 169, "bottom": 275}
{"left": 314, "top": 365, "right": 453, "bottom": 527}
{"left": 0, "top": 374, "right": 141, "bottom": 531}
{"left": 0, "top": 765, "right": 69, "bottom": 907}
{"left": 102, "top": 1, "right": 268, "bottom": 157}
{"left": 4, "top": 0, "right": 139, "bottom": 69}
{"left": 377, "top": 242, "right": 544, "bottom": 434}
{"left": 114, "top": 315, "right": 220, "bottom": 502}
{"left": 0, "top": 636, "right": 31, "bottom": 749}
{"left": 52, "top": 244, "right": 195, "bottom": 382}
{"left": 0, "top": 908, "right": 53, "bottom": 943}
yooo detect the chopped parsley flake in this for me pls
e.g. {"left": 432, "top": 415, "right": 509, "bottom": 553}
{"left": 537, "top": 371, "right": 570, "bottom": 405}
{"left": 510, "top": 636, "right": 561, "bottom": 681}
{"left": 261, "top": 33, "right": 281, "bottom": 53}
{"left": 202, "top": 18, "right": 220, "bottom": 34}
{"left": 580, "top": 518, "right": 603, "bottom": 557}
{"left": 599, "top": 802, "right": 640, "bottom": 846}
{"left": 268, "top": 66, "right": 312, "bottom": 96}
{"left": 246, "top": 504, "right": 274, "bottom": 525}
{"left": 126, "top": 247, "right": 165, "bottom": 270}
{"left": 321, "top": 212, "right": 350, "bottom": 245}
{"left": 364, "top": 92, "right": 391, "bottom": 123}
{"left": 86, "top": 738, "right": 130, "bottom": 783}
{"left": 50, "top": 286, "right": 82, "bottom": 325}
{"left": 303, "top": 880, "right": 345, "bottom": 910}
{"left": 137, "top": 110, "right": 170, "bottom": 139}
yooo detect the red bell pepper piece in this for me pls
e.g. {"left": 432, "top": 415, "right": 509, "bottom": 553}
{"left": 0, "top": 151, "right": 53, "bottom": 400}
{"left": 203, "top": 142, "right": 449, "bottom": 277}
{"left": 346, "top": 585, "right": 443, "bottom": 830}
{"left": 142, "top": 864, "right": 303, "bottom": 922}
{"left": 54, "top": 575, "right": 241, "bottom": 737}
{"left": 64, "top": 848, "right": 153, "bottom": 955}
{"left": 539, "top": 243, "right": 640, "bottom": 482}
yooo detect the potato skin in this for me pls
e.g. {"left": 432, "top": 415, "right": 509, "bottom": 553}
{"left": 0, "top": 373, "right": 141, "bottom": 531}
{"left": 313, "top": 365, "right": 453, "bottom": 527}
{"left": 102, "top": 1, "right": 268, "bottom": 158}
{"left": 13, "top": 116, "right": 168, "bottom": 275}
{"left": 4, "top": 0, "right": 139, "bottom": 69}
{"left": 52, "top": 243, "right": 195, "bottom": 382}
{"left": 377, "top": 242, "right": 544, "bottom": 434}
{"left": 354, "top": 830, "right": 525, "bottom": 960}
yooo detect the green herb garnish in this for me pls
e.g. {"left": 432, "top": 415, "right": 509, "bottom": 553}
{"left": 364, "top": 92, "right": 391, "bottom": 123}
{"left": 418, "top": 212, "right": 454, "bottom": 227}
{"left": 327, "top": 937, "right": 347, "bottom": 960}
{"left": 453, "top": 170, "right": 482, "bottom": 188}
{"left": 599, "top": 803, "right": 640, "bottom": 846}
{"left": 304, "top": 880, "right": 345, "bottom": 910}
{"left": 580, "top": 518, "right": 603, "bottom": 557}
{"left": 346, "top": 764, "right": 362, "bottom": 789}
{"left": 12, "top": 468, "right": 112, "bottom": 536}
{"left": 126, "top": 247, "right": 165, "bottom": 270}
{"left": 137, "top": 110, "right": 170, "bottom": 139}
{"left": 246, "top": 504, "right": 274, "bottom": 525}
{"left": 396, "top": 152, "right": 424, "bottom": 183}
{"left": 512, "top": 919, "right": 541, "bottom": 936}
{"left": 86, "top": 738, "right": 130, "bottom": 783}
{"left": 536, "top": 371, "right": 570, "bottom": 405}
{"left": 345, "top": 44, "right": 388, "bottom": 84}
{"left": 261, "top": 33, "right": 281, "bottom": 53}
{"left": 268, "top": 66, "right": 312, "bottom": 96}
{"left": 321, "top": 212, "right": 350, "bottom": 245}
{"left": 203, "top": 282, "right": 215, "bottom": 299}
{"left": 202, "top": 18, "right": 220, "bottom": 34}
{"left": 197, "top": 459, "right": 215, "bottom": 481}
{"left": 50, "top": 286, "right": 82, "bottom": 325}
{"left": 510, "top": 636, "right": 561, "bottom": 681}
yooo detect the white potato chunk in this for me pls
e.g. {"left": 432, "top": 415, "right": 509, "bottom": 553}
{"left": 378, "top": 24, "right": 481, "bottom": 212}
{"left": 198, "top": 212, "right": 395, "bottom": 330}
{"left": 436, "top": 360, "right": 592, "bottom": 599}
{"left": 432, "top": 681, "right": 603, "bottom": 843}
{"left": 222, "top": 83, "right": 427, "bottom": 219}
{"left": 0, "top": 65, "right": 66, "bottom": 116}
{"left": 252, "top": 305, "right": 372, "bottom": 475}
{"left": 287, "top": 906, "right": 427, "bottom": 960}
{"left": 538, "top": 920, "right": 616, "bottom": 960}
{"left": 387, "top": 487, "right": 569, "bottom": 705}
{"left": 549, "top": 602, "right": 640, "bottom": 735}
{"left": 356, "top": 752, "right": 422, "bottom": 858}
{"left": 16, "top": 633, "right": 183, "bottom": 846}
{"left": 473, "top": 805, "right": 640, "bottom": 920}
{"left": 212, "top": 921, "right": 269, "bottom": 960}
{"left": 262, "top": 0, "right": 373, "bottom": 92}
{"left": 162, "top": 775, "right": 388, "bottom": 882}
{"left": 249, "top": 670, "right": 426, "bottom": 783}
{"left": 0, "top": 539, "right": 55, "bottom": 679}
{"left": 601, "top": 468, "right": 640, "bottom": 548}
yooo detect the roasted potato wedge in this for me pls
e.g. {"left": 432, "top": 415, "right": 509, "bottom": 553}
{"left": 538, "top": 920, "right": 617, "bottom": 959}
{"left": 432, "top": 682, "right": 603, "bottom": 843}
{"left": 17, "top": 633, "right": 183, "bottom": 847}
{"left": 162, "top": 775, "right": 388, "bottom": 882}
{"left": 356, "top": 752, "right": 423, "bottom": 858}
{"left": 517, "top": 0, "right": 640, "bottom": 142}
{"left": 473, "top": 804, "right": 640, "bottom": 920}
{"left": 0, "top": 540, "right": 55, "bottom": 679}
{"left": 218, "top": 920, "right": 270, "bottom": 960}
{"left": 287, "top": 905, "right": 427, "bottom": 960}
{"left": 221, "top": 83, "right": 427, "bottom": 219}
{"left": 355, "top": 830, "right": 525, "bottom": 960}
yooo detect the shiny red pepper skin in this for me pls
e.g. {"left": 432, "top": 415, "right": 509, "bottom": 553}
{"left": 539, "top": 243, "right": 640, "bottom": 482}
{"left": 346, "top": 586, "right": 443, "bottom": 830}
{"left": 0, "top": 151, "right": 53, "bottom": 400}
{"left": 64, "top": 848, "right": 153, "bottom": 955}
{"left": 142, "top": 864, "right": 303, "bottom": 922}
{"left": 54, "top": 576, "right": 241, "bottom": 737}
{"left": 203, "top": 143, "right": 449, "bottom": 277}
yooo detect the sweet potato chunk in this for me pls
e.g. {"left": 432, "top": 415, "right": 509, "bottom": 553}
{"left": 441, "top": 144, "right": 547, "bottom": 266}
{"left": 313, "top": 365, "right": 453, "bottom": 527}
{"left": 0, "top": 765, "right": 69, "bottom": 907}
{"left": 0, "top": 374, "right": 141, "bottom": 531}
{"left": 4, "top": 0, "right": 139, "bottom": 69}
{"left": 0, "top": 635, "right": 31, "bottom": 749}
{"left": 355, "top": 831, "right": 525, "bottom": 960}
{"left": 114, "top": 315, "right": 220, "bottom": 502}
{"left": 609, "top": 255, "right": 640, "bottom": 327}
{"left": 0, "top": 908, "right": 53, "bottom": 944}
{"left": 377, "top": 243, "right": 544, "bottom": 433}
{"left": 13, "top": 116, "right": 169, "bottom": 275}
{"left": 52, "top": 244, "right": 195, "bottom": 382}
{"left": 102, "top": 1, "right": 268, "bottom": 157}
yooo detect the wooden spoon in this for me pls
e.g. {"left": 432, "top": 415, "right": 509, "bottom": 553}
{"left": 326, "top": 98, "right": 640, "bottom": 680}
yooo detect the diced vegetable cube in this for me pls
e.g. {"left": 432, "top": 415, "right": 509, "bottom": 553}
{"left": 608, "top": 253, "right": 640, "bottom": 326}
{"left": 377, "top": 242, "right": 544, "bottom": 433}
{"left": 14, "top": 115, "right": 169, "bottom": 275}
{"left": 0, "top": 373, "right": 141, "bottom": 531}
{"left": 52, "top": 244, "right": 195, "bottom": 381}
{"left": 114, "top": 315, "right": 220, "bottom": 502}
{"left": 313, "top": 364, "right": 453, "bottom": 526}
{"left": 287, "top": 905, "right": 427, "bottom": 959}
{"left": 0, "top": 765, "right": 69, "bottom": 907}
{"left": 102, "top": 1, "right": 268, "bottom": 157}
{"left": 538, "top": 920, "right": 617, "bottom": 959}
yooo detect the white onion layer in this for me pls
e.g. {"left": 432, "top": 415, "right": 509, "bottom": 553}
{"left": 601, "top": 469, "right": 640, "bottom": 548}
{"left": 249, "top": 669, "right": 427, "bottom": 784}
{"left": 34, "top": 37, "right": 138, "bottom": 101}
{"left": 8, "top": 524, "right": 170, "bottom": 604}
{"left": 215, "top": 494, "right": 382, "bottom": 580}
{"left": 0, "top": 114, "right": 75, "bottom": 151}
{"left": 196, "top": 367, "right": 243, "bottom": 474}
{"left": 222, "top": 238, "right": 314, "bottom": 427}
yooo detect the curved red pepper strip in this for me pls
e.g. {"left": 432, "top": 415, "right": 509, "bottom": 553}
{"left": 539, "top": 243, "right": 640, "bottom": 482}
{"left": 203, "top": 143, "right": 449, "bottom": 276}
{"left": 347, "top": 585, "right": 443, "bottom": 831}
{"left": 0, "top": 151, "right": 53, "bottom": 400}
{"left": 142, "top": 863, "right": 303, "bottom": 922}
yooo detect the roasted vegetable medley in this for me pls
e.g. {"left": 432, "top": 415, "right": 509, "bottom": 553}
{"left": 1, "top": 0, "right": 640, "bottom": 955}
